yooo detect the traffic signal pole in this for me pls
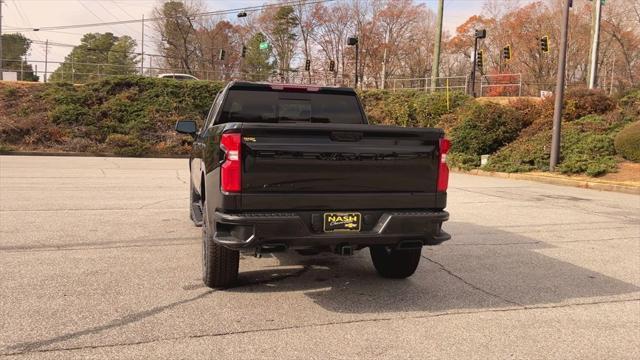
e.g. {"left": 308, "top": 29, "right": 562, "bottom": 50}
{"left": 550, "top": 0, "right": 571, "bottom": 171}
{"left": 470, "top": 36, "right": 479, "bottom": 97}
{"left": 588, "top": 0, "right": 602, "bottom": 89}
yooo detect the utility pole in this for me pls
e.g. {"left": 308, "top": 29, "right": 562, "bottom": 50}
{"left": 430, "top": 0, "right": 444, "bottom": 92}
{"left": 588, "top": 0, "right": 602, "bottom": 89}
{"left": 140, "top": 14, "right": 145, "bottom": 75}
{"left": 0, "top": 0, "right": 4, "bottom": 81}
{"left": 381, "top": 27, "right": 389, "bottom": 89}
{"left": 550, "top": 0, "right": 571, "bottom": 171}
{"left": 354, "top": 41, "right": 359, "bottom": 88}
{"left": 44, "top": 39, "right": 49, "bottom": 83}
{"left": 71, "top": 54, "right": 75, "bottom": 83}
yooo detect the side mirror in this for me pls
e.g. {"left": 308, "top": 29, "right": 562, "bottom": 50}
{"left": 175, "top": 120, "right": 198, "bottom": 136}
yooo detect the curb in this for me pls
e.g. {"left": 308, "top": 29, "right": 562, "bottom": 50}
{"left": 0, "top": 151, "right": 190, "bottom": 159}
{"left": 453, "top": 169, "right": 640, "bottom": 195}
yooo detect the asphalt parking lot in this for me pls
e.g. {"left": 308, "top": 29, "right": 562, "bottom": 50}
{"left": 1, "top": 155, "right": 639, "bottom": 359}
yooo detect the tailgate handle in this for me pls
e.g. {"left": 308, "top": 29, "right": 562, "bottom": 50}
{"left": 330, "top": 131, "right": 363, "bottom": 142}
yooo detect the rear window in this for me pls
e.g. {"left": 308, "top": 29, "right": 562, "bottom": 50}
{"left": 217, "top": 89, "right": 365, "bottom": 124}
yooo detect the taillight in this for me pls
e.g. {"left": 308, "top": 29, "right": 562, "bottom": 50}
{"left": 220, "top": 133, "right": 241, "bottom": 192}
{"left": 437, "top": 138, "right": 451, "bottom": 192}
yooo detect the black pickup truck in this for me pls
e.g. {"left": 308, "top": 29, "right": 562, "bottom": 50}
{"left": 176, "top": 81, "right": 451, "bottom": 288}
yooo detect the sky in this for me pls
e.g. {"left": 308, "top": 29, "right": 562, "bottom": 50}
{"left": 1, "top": 0, "right": 487, "bottom": 78}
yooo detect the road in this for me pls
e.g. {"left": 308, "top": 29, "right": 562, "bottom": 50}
{"left": 1, "top": 156, "right": 639, "bottom": 359}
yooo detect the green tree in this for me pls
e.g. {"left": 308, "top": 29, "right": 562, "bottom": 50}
{"left": 49, "top": 33, "right": 138, "bottom": 83}
{"left": 0, "top": 33, "right": 39, "bottom": 81}
{"left": 241, "top": 32, "right": 275, "bottom": 81}
{"left": 106, "top": 36, "right": 139, "bottom": 75}
{"left": 260, "top": 5, "right": 299, "bottom": 80}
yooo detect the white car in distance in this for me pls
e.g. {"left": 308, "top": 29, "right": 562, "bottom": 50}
{"left": 157, "top": 73, "right": 199, "bottom": 81}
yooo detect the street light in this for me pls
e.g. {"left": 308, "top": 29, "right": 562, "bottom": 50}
{"left": 470, "top": 29, "right": 486, "bottom": 97}
{"left": 347, "top": 36, "right": 359, "bottom": 88}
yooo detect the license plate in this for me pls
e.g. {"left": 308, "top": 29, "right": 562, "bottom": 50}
{"left": 323, "top": 212, "right": 361, "bottom": 232}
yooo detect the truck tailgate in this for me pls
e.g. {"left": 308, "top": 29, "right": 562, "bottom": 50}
{"left": 239, "top": 123, "right": 442, "bottom": 194}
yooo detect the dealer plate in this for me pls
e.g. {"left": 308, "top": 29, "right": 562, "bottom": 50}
{"left": 323, "top": 212, "right": 362, "bottom": 232}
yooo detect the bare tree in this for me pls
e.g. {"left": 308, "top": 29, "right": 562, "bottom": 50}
{"left": 152, "top": 0, "right": 206, "bottom": 74}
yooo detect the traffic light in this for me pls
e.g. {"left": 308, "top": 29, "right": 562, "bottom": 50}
{"left": 305, "top": 59, "right": 311, "bottom": 71}
{"left": 218, "top": 49, "right": 225, "bottom": 61}
{"left": 502, "top": 45, "right": 511, "bottom": 61}
{"left": 241, "top": 46, "right": 247, "bottom": 58}
{"left": 540, "top": 36, "right": 549, "bottom": 53}
{"left": 329, "top": 60, "right": 335, "bottom": 72}
{"left": 476, "top": 50, "right": 484, "bottom": 70}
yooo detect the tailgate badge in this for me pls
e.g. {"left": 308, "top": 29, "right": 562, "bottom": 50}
{"left": 243, "top": 137, "right": 256, "bottom": 142}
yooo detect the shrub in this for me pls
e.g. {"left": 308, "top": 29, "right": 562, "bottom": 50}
{"left": 449, "top": 102, "right": 525, "bottom": 155}
{"left": 43, "top": 83, "right": 89, "bottom": 106}
{"left": 558, "top": 130, "right": 617, "bottom": 176}
{"left": 447, "top": 152, "right": 480, "bottom": 170}
{"left": 358, "top": 90, "right": 469, "bottom": 127}
{"left": 618, "top": 87, "right": 640, "bottom": 124}
{"left": 49, "top": 104, "right": 90, "bottom": 125}
{"left": 105, "top": 133, "right": 149, "bottom": 157}
{"left": 0, "top": 143, "right": 15, "bottom": 152}
{"left": 508, "top": 98, "right": 548, "bottom": 128}
{"left": 564, "top": 88, "right": 615, "bottom": 121}
{"left": 487, "top": 118, "right": 619, "bottom": 176}
{"left": 618, "top": 87, "right": 640, "bottom": 111}
{"left": 484, "top": 131, "right": 551, "bottom": 173}
{"left": 2, "top": 87, "right": 18, "bottom": 99}
{"left": 614, "top": 121, "right": 640, "bottom": 162}
{"left": 414, "top": 91, "right": 469, "bottom": 127}
{"left": 66, "top": 137, "right": 95, "bottom": 152}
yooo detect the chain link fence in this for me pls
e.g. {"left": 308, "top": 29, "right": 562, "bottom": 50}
{"left": 2, "top": 57, "right": 604, "bottom": 98}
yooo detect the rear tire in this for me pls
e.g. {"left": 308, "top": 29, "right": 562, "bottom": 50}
{"left": 370, "top": 246, "right": 421, "bottom": 279}
{"left": 202, "top": 201, "right": 239, "bottom": 288}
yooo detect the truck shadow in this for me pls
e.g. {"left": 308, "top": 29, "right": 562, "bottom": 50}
{"left": 229, "top": 221, "right": 640, "bottom": 314}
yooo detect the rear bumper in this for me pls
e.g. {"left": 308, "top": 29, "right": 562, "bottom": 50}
{"left": 212, "top": 210, "right": 450, "bottom": 251}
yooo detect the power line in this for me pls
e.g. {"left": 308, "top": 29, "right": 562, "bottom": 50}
{"left": 11, "top": 0, "right": 335, "bottom": 32}
{"left": 29, "top": 38, "right": 167, "bottom": 59}
{"left": 76, "top": 0, "right": 106, "bottom": 23}
{"left": 102, "top": 0, "right": 141, "bottom": 36}
{"left": 11, "top": 0, "right": 42, "bottom": 41}
{"left": 109, "top": 0, "right": 136, "bottom": 20}
{"left": 11, "top": 0, "right": 29, "bottom": 26}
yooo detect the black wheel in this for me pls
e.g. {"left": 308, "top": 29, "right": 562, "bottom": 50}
{"left": 189, "top": 180, "right": 203, "bottom": 227}
{"left": 202, "top": 201, "right": 239, "bottom": 288}
{"left": 369, "top": 246, "right": 421, "bottom": 279}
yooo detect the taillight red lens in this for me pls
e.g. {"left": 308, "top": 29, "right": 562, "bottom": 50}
{"left": 437, "top": 138, "right": 451, "bottom": 192}
{"left": 220, "top": 133, "right": 242, "bottom": 193}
